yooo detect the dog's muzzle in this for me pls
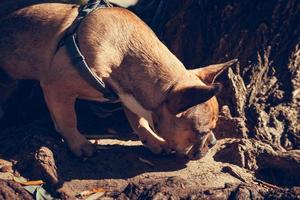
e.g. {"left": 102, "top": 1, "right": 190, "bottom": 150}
{"left": 186, "top": 131, "right": 217, "bottom": 160}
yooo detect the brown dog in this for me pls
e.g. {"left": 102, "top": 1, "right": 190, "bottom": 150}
{"left": 0, "top": 3, "right": 237, "bottom": 159}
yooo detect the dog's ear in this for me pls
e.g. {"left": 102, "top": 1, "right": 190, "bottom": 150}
{"left": 190, "top": 59, "right": 238, "bottom": 84}
{"left": 166, "top": 83, "right": 222, "bottom": 114}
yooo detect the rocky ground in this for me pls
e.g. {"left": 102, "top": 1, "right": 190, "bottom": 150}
{"left": 0, "top": 0, "right": 300, "bottom": 199}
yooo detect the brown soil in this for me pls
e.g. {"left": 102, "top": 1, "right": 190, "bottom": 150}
{"left": 1, "top": 0, "right": 300, "bottom": 199}
{"left": 0, "top": 102, "right": 299, "bottom": 199}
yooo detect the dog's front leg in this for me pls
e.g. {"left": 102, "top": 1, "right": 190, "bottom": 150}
{"left": 124, "top": 107, "right": 171, "bottom": 154}
{"left": 41, "top": 83, "right": 95, "bottom": 157}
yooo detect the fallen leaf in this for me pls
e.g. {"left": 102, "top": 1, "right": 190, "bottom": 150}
{"left": 14, "top": 176, "right": 44, "bottom": 186}
{"left": 20, "top": 180, "right": 45, "bottom": 186}
{"left": 77, "top": 188, "right": 107, "bottom": 198}
{"left": 23, "top": 185, "right": 38, "bottom": 195}
{"left": 85, "top": 191, "right": 106, "bottom": 200}
{"left": 35, "top": 186, "right": 56, "bottom": 200}
{"left": 24, "top": 185, "right": 57, "bottom": 200}
{"left": 13, "top": 176, "right": 28, "bottom": 183}
{"left": 0, "top": 172, "right": 14, "bottom": 181}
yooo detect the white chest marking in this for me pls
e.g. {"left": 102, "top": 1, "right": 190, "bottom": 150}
{"left": 119, "top": 93, "right": 154, "bottom": 128}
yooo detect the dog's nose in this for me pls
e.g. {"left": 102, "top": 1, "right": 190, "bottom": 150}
{"left": 186, "top": 145, "right": 210, "bottom": 160}
{"left": 187, "top": 149, "right": 203, "bottom": 160}
{"left": 186, "top": 142, "right": 205, "bottom": 160}
{"left": 186, "top": 131, "right": 217, "bottom": 160}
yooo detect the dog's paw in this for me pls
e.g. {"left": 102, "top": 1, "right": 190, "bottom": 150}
{"left": 68, "top": 137, "right": 96, "bottom": 157}
{"left": 142, "top": 139, "right": 171, "bottom": 154}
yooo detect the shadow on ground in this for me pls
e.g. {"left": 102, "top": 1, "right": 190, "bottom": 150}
{"left": 0, "top": 117, "right": 188, "bottom": 180}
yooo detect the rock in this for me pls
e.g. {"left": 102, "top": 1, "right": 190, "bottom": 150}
{"left": 114, "top": 174, "right": 265, "bottom": 200}
{"left": 118, "top": 177, "right": 188, "bottom": 200}
{"left": 256, "top": 150, "right": 300, "bottom": 187}
{"left": 232, "top": 184, "right": 262, "bottom": 200}
{"left": 264, "top": 188, "right": 300, "bottom": 200}
{"left": 33, "top": 146, "right": 59, "bottom": 185}
{"left": 214, "top": 141, "right": 247, "bottom": 168}
{"left": 214, "top": 138, "right": 300, "bottom": 187}
{"left": 214, "top": 106, "right": 248, "bottom": 139}
{"left": 0, "top": 180, "right": 34, "bottom": 200}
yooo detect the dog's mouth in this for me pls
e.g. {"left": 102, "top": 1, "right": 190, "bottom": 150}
{"left": 185, "top": 131, "right": 217, "bottom": 160}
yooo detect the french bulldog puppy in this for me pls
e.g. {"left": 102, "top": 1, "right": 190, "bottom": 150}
{"left": 0, "top": 3, "right": 237, "bottom": 159}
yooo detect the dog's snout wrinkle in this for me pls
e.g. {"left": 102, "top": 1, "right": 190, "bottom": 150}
{"left": 185, "top": 144, "right": 195, "bottom": 155}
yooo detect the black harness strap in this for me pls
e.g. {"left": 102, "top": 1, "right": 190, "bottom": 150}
{"left": 65, "top": 34, "right": 118, "bottom": 100}
{"left": 58, "top": 0, "right": 118, "bottom": 101}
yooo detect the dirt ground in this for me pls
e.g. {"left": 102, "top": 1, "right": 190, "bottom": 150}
{"left": 0, "top": 102, "right": 299, "bottom": 199}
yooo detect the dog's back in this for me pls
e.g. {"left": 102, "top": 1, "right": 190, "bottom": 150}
{"left": 0, "top": 3, "right": 79, "bottom": 80}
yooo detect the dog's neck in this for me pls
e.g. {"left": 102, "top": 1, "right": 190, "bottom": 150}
{"left": 110, "top": 36, "right": 189, "bottom": 111}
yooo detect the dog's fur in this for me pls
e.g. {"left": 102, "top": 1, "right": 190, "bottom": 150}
{"left": 0, "top": 3, "right": 237, "bottom": 159}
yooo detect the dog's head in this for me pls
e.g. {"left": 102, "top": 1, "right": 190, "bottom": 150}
{"left": 151, "top": 59, "right": 237, "bottom": 160}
